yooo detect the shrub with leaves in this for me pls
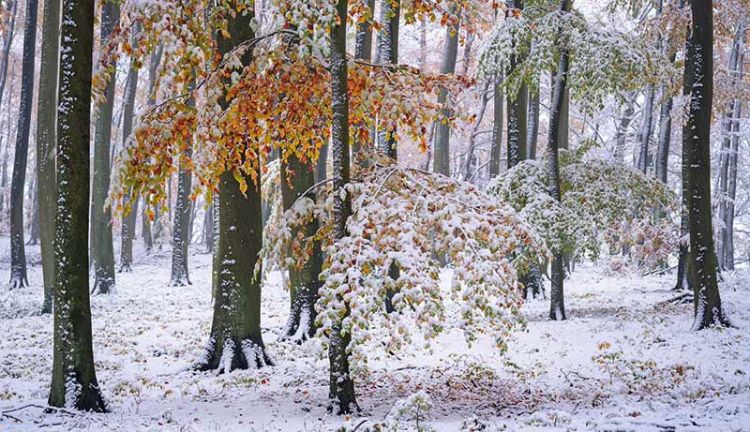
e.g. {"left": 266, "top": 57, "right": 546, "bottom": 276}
{"left": 487, "top": 145, "right": 677, "bottom": 270}
{"left": 264, "top": 161, "right": 540, "bottom": 375}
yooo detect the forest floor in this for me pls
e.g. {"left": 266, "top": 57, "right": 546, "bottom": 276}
{"left": 0, "top": 236, "right": 748, "bottom": 431}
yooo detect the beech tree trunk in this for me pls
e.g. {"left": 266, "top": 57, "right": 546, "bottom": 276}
{"left": 432, "top": 12, "right": 459, "bottom": 176}
{"left": 546, "top": 0, "right": 571, "bottom": 321}
{"left": 279, "top": 151, "right": 322, "bottom": 342}
{"left": 196, "top": 3, "right": 271, "bottom": 372}
{"left": 119, "top": 27, "right": 141, "bottom": 273}
{"left": 91, "top": 1, "right": 119, "bottom": 295}
{"left": 49, "top": 0, "right": 106, "bottom": 411}
{"left": 328, "top": 0, "right": 358, "bottom": 414}
{"left": 351, "top": 0, "right": 375, "bottom": 159}
{"left": 169, "top": 86, "right": 194, "bottom": 286}
{"left": 35, "top": 0, "right": 59, "bottom": 312}
{"left": 636, "top": 86, "right": 656, "bottom": 173}
{"left": 506, "top": 1, "right": 528, "bottom": 168}
{"left": 489, "top": 75, "right": 504, "bottom": 178}
{"left": 141, "top": 46, "right": 163, "bottom": 254}
{"left": 8, "top": 0, "right": 38, "bottom": 289}
{"left": 683, "top": 0, "right": 728, "bottom": 329}
{"left": 376, "top": 0, "right": 400, "bottom": 159}
{"left": 613, "top": 95, "right": 635, "bottom": 163}
{"left": 527, "top": 80, "right": 540, "bottom": 159}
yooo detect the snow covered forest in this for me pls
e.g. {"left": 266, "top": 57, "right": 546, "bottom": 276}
{"left": 0, "top": 0, "right": 748, "bottom": 429}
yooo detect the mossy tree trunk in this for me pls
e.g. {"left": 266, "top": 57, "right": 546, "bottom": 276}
{"left": 49, "top": 0, "right": 106, "bottom": 411}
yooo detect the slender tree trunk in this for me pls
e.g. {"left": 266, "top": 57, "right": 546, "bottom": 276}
{"left": 28, "top": 179, "right": 39, "bottom": 244}
{"left": 351, "top": 0, "right": 375, "bottom": 159}
{"left": 506, "top": 2, "right": 528, "bottom": 168}
{"left": 489, "top": 75, "right": 504, "bottom": 178}
{"left": 90, "top": 1, "right": 119, "bottom": 295}
{"left": 375, "top": 0, "right": 400, "bottom": 159}
{"left": 462, "top": 81, "right": 492, "bottom": 181}
{"left": 613, "top": 95, "right": 635, "bottom": 162}
{"left": 725, "top": 103, "right": 741, "bottom": 270}
{"left": 279, "top": 151, "right": 322, "bottom": 342}
{"left": 203, "top": 197, "right": 213, "bottom": 253}
{"left": 169, "top": 83, "right": 194, "bottom": 286}
{"left": 527, "top": 80, "right": 540, "bottom": 159}
{"left": 119, "top": 27, "right": 141, "bottom": 273}
{"left": 0, "top": 0, "right": 17, "bottom": 108}
{"left": 328, "top": 0, "right": 357, "bottom": 414}
{"left": 8, "top": 0, "right": 38, "bottom": 289}
{"left": 546, "top": 0, "right": 571, "bottom": 321}
{"left": 654, "top": 85, "right": 673, "bottom": 183}
{"left": 141, "top": 46, "right": 162, "bottom": 254}
{"left": 35, "top": 0, "right": 60, "bottom": 312}
{"left": 637, "top": 86, "right": 656, "bottom": 173}
{"left": 683, "top": 0, "right": 728, "bottom": 329}
{"left": 432, "top": 13, "right": 459, "bottom": 176}
{"left": 196, "top": 3, "right": 271, "bottom": 372}
{"left": 49, "top": 0, "right": 106, "bottom": 411}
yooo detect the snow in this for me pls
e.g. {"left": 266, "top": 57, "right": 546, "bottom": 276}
{"left": 0, "top": 236, "right": 749, "bottom": 431}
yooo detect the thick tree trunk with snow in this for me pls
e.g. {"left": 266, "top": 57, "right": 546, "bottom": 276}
{"left": 279, "top": 152, "right": 322, "bottom": 342}
{"left": 49, "top": 0, "right": 106, "bottom": 411}
{"left": 91, "top": 1, "right": 119, "bottom": 295}
{"left": 35, "top": 0, "right": 59, "bottom": 312}
{"left": 196, "top": 4, "right": 271, "bottom": 372}
{"left": 433, "top": 15, "right": 459, "bottom": 176}
{"left": 546, "top": 0, "right": 571, "bottom": 321}
{"left": 682, "top": 0, "right": 728, "bottom": 329}
{"left": 328, "top": 0, "right": 358, "bottom": 414}
{"left": 8, "top": 0, "right": 38, "bottom": 289}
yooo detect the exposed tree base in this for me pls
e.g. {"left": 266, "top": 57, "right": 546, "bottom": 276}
{"left": 118, "top": 263, "right": 133, "bottom": 273}
{"left": 49, "top": 380, "right": 107, "bottom": 413}
{"left": 194, "top": 337, "right": 273, "bottom": 373}
{"left": 169, "top": 275, "right": 191, "bottom": 287}
{"left": 8, "top": 271, "right": 28, "bottom": 289}
{"left": 40, "top": 295, "right": 52, "bottom": 315}
{"left": 278, "top": 311, "right": 315, "bottom": 344}
{"left": 691, "top": 311, "right": 733, "bottom": 331}
{"left": 91, "top": 278, "right": 115, "bottom": 295}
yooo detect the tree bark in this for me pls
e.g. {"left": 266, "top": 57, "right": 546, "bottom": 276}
{"left": 546, "top": 0, "right": 571, "bottom": 321}
{"left": 636, "top": 85, "right": 656, "bottom": 173}
{"left": 654, "top": 85, "right": 673, "bottom": 183}
{"left": 169, "top": 86, "right": 194, "bottom": 286}
{"left": 506, "top": 1, "right": 528, "bottom": 168}
{"left": 375, "top": 0, "right": 400, "bottom": 159}
{"left": 683, "top": 0, "right": 728, "bottom": 329}
{"left": 35, "top": 0, "right": 60, "bottom": 312}
{"left": 328, "top": 0, "right": 358, "bottom": 414}
{"left": 119, "top": 28, "right": 141, "bottom": 273}
{"left": 489, "top": 75, "right": 503, "bottom": 178}
{"left": 351, "top": 0, "right": 375, "bottom": 160}
{"left": 432, "top": 13, "right": 459, "bottom": 176}
{"left": 8, "top": 0, "right": 38, "bottom": 289}
{"left": 613, "top": 94, "right": 635, "bottom": 162}
{"left": 196, "top": 2, "right": 271, "bottom": 373}
{"left": 90, "top": 1, "right": 119, "bottom": 295}
{"left": 49, "top": 0, "right": 106, "bottom": 411}
{"left": 279, "top": 152, "right": 322, "bottom": 342}
{"left": 527, "top": 80, "right": 540, "bottom": 159}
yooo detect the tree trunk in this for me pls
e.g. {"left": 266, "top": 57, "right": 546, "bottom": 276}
{"left": 351, "top": 0, "right": 375, "bottom": 159}
{"left": 506, "top": 2, "right": 528, "bottom": 168}
{"left": 527, "top": 80, "right": 540, "bottom": 159}
{"left": 432, "top": 13, "right": 459, "bottom": 176}
{"left": 725, "top": 102, "right": 741, "bottom": 270}
{"left": 119, "top": 27, "right": 141, "bottom": 273}
{"left": 328, "top": 0, "right": 358, "bottom": 414}
{"left": 35, "top": 0, "right": 59, "bottom": 312}
{"left": 203, "top": 197, "right": 213, "bottom": 253}
{"left": 28, "top": 179, "right": 39, "bottom": 244}
{"left": 169, "top": 86, "right": 193, "bottom": 286}
{"left": 279, "top": 152, "right": 322, "bottom": 342}
{"left": 375, "top": 0, "right": 400, "bottom": 159}
{"left": 489, "top": 75, "right": 504, "bottom": 178}
{"left": 0, "top": 0, "right": 17, "bottom": 108}
{"left": 49, "top": 0, "right": 106, "bottom": 411}
{"left": 91, "top": 1, "right": 119, "bottom": 295}
{"left": 141, "top": 46, "right": 163, "bottom": 254}
{"left": 196, "top": 3, "right": 271, "bottom": 373}
{"left": 637, "top": 86, "right": 656, "bottom": 173}
{"left": 8, "top": 0, "right": 38, "bottom": 289}
{"left": 546, "top": 0, "right": 571, "bottom": 321}
{"left": 654, "top": 85, "right": 673, "bottom": 183}
{"left": 613, "top": 95, "right": 635, "bottom": 163}
{"left": 683, "top": 0, "right": 728, "bottom": 329}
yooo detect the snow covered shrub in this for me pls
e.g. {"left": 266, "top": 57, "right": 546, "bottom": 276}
{"left": 487, "top": 145, "right": 677, "bottom": 271}
{"left": 265, "top": 161, "right": 540, "bottom": 375}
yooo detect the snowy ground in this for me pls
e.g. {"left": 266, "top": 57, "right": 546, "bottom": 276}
{"left": 0, "top": 236, "right": 748, "bottom": 431}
